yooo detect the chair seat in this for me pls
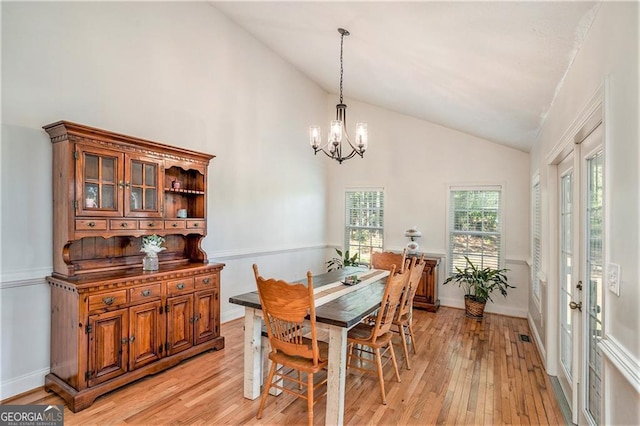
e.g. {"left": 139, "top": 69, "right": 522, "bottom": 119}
{"left": 347, "top": 323, "right": 393, "bottom": 349}
{"left": 269, "top": 339, "right": 329, "bottom": 373}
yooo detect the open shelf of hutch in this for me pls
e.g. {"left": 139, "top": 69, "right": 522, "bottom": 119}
{"left": 43, "top": 121, "right": 224, "bottom": 412}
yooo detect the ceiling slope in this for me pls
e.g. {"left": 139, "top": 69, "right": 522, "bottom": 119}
{"left": 211, "top": 1, "right": 599, "bottom": 152}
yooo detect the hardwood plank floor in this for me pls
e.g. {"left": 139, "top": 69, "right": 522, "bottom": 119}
{"left": 3, "top": 307, "right": 565, "bottom": 425}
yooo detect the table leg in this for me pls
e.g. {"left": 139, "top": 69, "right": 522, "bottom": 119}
{"left": 243, "top": 307, "right": 263, "bottom": 399}
{"left": 326, "top": 325, "right": 348, "bottom": 426}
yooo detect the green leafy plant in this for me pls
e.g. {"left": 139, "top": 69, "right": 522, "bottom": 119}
{"left": 443, "top": 256, "right": 514, "bottom": 303}
{"left": 326, "top": 248, "right": 360, "bottom": 272}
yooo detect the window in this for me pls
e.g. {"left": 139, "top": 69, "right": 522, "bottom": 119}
{"left": 345, "top": 190, "right": 384, "bottom": 265}
{"left": 448, "top": 187, "right": 502, "bottom": 274}
{"left": 532, "top": 178, "right": 542, "bottom": 304}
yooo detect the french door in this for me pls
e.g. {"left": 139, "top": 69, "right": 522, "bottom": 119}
{"left": 556, "top": 123, "right": 604, "bottom": 425}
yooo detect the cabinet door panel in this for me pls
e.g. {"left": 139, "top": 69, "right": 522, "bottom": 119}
{"left": 412, "top": 259, "right": 440, "bottom": 312}
{"left": 76, "top": 145, "right": 124, "bottom": 217}
{"left": 87, "top": 309, "right": 128, "bottom": 387}
{"left": 129, "top": 300, "right": 163, "bottom": 370}
{"left": 166, "top": 295, "right": 193, "bottom": 356}
{"left": 194, "top": 289, "right": 218, "bottom": 345}
{"left": 125, "top": 155, "right": 163, "bottom": 218}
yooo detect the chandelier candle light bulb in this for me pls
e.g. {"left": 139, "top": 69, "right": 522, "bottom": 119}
{"left": 356, "top": 123, "right": 368, "bottom": 149}
{"left": 310, "top": 126, "right": 321, "bottom": 149}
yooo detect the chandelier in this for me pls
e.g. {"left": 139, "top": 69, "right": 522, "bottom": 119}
{"left": 309, "top": 28, "right": 368, "bottom": 164}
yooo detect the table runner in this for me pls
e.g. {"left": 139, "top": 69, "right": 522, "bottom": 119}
{"left": 314, "top": 269, "right": 390, "bottom": 307}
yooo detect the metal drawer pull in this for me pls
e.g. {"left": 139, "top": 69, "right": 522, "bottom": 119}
{"left": 121, "top": 222, "right": 128, "bottom": 228}
{"left": 121, "top": 338, "right": 128, "bottom": 345}
{"left": 142, "top": 290, "right": 152, "bottom": 297}
{"left": 148, "top": 222, "right": 155, "bottom": 226}
{"left": 103, "top": 296, "right": 115, "bottom": 305}
{"left": 172, "top": 223, "right": 177, "bottom": 227}
{"left": 193, "top": 223, "right": 199, "bottom": 227}
{"left": 88, "top": 222, "right": 96, "bottom": 227}
{"left": 176, "top": 283, "right": 185, "bottom": 290}
{"left": 130, "top": 335, "right": 136, "bottom": 343}
{"left": 202, "top": 278, "right": 210, "bottom": 285}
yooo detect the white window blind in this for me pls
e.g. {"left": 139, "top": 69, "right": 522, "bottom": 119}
{"left": 448, "top": 187, "right": 502, "bottom": 274}
{"left": 532, "top": 180, "right": 542, "bottom": 303}
{"left": 345, "top": 190, "right": 384, "bottom": 265}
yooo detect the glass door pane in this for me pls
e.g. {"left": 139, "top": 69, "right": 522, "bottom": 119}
{"left": 560, "top": 170, "right": 574, "bottom": 378}
{"left": 586, "top": 150, "right": 604, "bottom": 424}
{"left": 77, "top": 147, "right": 123, "bottom": 217}
{"left": 126, "top": 156, "right": 162, "bottom": 217}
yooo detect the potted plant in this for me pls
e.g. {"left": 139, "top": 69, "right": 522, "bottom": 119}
{"left": 326, "top": 248, "right": 360, "bottom": 272}
{"left": 443, "top": 256, "right": 514, "bottom": 320}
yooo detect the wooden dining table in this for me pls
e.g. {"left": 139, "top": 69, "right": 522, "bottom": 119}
{"left": 229, "top": 266, "right": 391, "bottom": 425}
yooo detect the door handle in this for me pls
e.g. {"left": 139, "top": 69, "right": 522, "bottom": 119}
{"left": 569, "top": 301, "right": 582, "bottom": 311}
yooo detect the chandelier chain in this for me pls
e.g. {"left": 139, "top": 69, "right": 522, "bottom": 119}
{"left": 339, "top": 31, "right": 344, "bottom": 104}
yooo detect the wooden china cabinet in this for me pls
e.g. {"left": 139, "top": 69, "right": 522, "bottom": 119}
{"left": 43, "top": 121, "right": 224, "bottom": 412}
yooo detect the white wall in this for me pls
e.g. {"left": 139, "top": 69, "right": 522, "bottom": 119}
{"left": 0, "top": 1, "right": 328, "bottom": 399}
{"left": 324, "top": 98, "right": 531, "bottom": 318}
{"left": 529, "top": 2, "right": 640, "bottom": 424}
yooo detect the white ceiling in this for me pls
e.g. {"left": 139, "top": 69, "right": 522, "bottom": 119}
{"left": 211, "top": 1, "right": 600, "bottom": 152}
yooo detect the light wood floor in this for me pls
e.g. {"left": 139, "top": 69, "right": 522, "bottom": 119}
{"left": 5, "top": 307, "right": 565, "bottom": 425}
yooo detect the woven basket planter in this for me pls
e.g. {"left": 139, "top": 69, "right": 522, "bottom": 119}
{"left": 464, "top": 295, "right": 487, "bottom": 320}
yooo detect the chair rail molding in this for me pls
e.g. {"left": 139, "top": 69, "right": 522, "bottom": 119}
{"left": 0, "top": 276, "right": 48, "bottom": 290}
{"left": 209, "top": 243, "right": 328, "bottom": 261}
{"left": 0, "top": 269, "right": 51, "bottom": 286}
{"left": 599, "top": 336, "right": 640, "bottom": 394}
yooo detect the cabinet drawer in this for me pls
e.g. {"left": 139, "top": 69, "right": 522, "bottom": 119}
{"left": 186, "top": 220, "right": 205, "bottom": 230}
{"left": 139, "top": 220, "right": 163, "bottom": 230}
{"left": 164, "top": 220, "right": 186, "bottom": 230}
{"left": 166, "top": 277, "right": 195, "bottom": 296}
{"left": 110, "top": 220, "right": 138, "bottom": 231}
{"left": 76, "top": 219, "right": 108, "bottom": 231}
{"left": 195, "top": 273, "right": 218, "bottom": 290}
{"left": 89, "top": 290, "right": 127, "bottom": 311}
{"left": 129, "top": 282, "right": 162, "bottom": 303}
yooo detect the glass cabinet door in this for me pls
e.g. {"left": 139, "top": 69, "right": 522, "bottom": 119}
{"left": 125, "top": 155, "right": 163, "bottom": 218}
{"left": 76, "top": 145, "right": 124, "bottom": 217}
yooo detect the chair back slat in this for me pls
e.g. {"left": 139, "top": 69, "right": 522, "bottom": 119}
{"left": 371, "top": 249, "right": 407, "bottom": 273}
{"left": 253, "top": 265, "right": 321, "bottom": 364}
{"left": 396, "top": 256, "right": 427, "bottom": 320}
{"left": 371, "top": 265, "right": 410, "bottom": 341}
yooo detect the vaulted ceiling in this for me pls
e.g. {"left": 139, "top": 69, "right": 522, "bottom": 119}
{"left": 211, "top": 1, "right": 600, "bottom": 152}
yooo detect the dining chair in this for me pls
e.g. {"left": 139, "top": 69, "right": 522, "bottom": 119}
{"left": 371, "top": 248, "right": 408, "bottom": 274}
{"left": 252, "top": 264, "right": 328, "bottom": 426}
{"left": 393, "top": 255, "right": 427, "bottom": 369}
{"left": 346, "top": 264, "right": 410, "bottom": 405}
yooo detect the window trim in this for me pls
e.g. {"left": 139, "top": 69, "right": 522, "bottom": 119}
{"left": 446, "top": 184, "right": 505, "bottom": 275}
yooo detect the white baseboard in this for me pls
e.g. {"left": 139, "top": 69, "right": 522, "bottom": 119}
{"left": 0, "top": 367, "right": 49, "bottom": 401}
{"left": 527, "top": 312, "right": 547, "bottom": 369}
